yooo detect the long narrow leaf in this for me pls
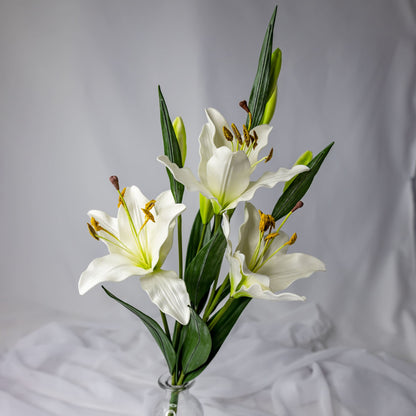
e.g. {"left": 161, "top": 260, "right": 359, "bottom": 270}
{"left": 247, "top": 6, "right": 277, "bottom": 127}
{"left": 272, "top": 141, "right": 334, "bottom": 221}
{"left": 158, "top": 86, "right": 184, "bottom": 203}
{"left": 179, "top": 310, "right": 212, "bottom": 375}
{"left": 185, "top": 211, "right": 211, "bottom": 269}
{"left": 102, "top": 286, "right": 176, "bottom": 373}
{"left": 184, "top": 227, "right": 226, "bottom": 308}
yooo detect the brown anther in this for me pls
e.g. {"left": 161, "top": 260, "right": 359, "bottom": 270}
{"left": 252, "top": 131, "right": 259, "bottom": 149}
{"left": 145, "top": 199, "right": 156, "bottom": 211}
{"left": 265, "top": 148, "right": 274, "bottom": 163}
{"left": 287, "top": 232, "right": 297, "bottom": 245}
{"left": 239, "top": 100, "right": 250, "bottom": 113}
{"left": 264, "top": 232, "right": 279, "bottom": 242}
{"left": 141, "top": 208, "right": 155, "bottom": 223}
{"left": 231, "top": 123, "right": 242, "bottom": 143}
{"left": 223, "top": 126, "right": 234, "bottom": 142}
{"left": 291, "top": 201, "right": 304, "bottom": 213}
{"left": 243, "top": 125, "right": 251, "bottom": 146}
{"left": 87, "top": 223, "right": 99, "bottom": 240}
{"left": 259, "top": 212, "right": 276, "bottom": 233}
{"left": 118, "top": 187, "right": 126, "bottom": 208}
{"left": 91, "top": 217, "right": 102, "bottom": 231}
{"left": 109, "top": 175, "right": 120, "bottom": 190}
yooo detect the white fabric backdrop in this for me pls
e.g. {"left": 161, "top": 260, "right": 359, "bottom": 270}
{"left": 1, "top": 0, "right": 415, "bottom": 414}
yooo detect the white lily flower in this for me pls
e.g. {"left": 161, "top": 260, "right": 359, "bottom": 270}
{"left": 158, "top": 108, "right": 309, "bottom": 213}
{"left": 222, "top": 202, "right": 326, "bottom": 300}
{"left": 79, "top": 185, "right": 190, "bottom": 325}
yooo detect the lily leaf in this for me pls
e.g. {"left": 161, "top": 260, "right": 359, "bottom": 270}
{"left": 185, "top": 211, "right": 212, "bottom": 269}
{"left": 184, "top": 227, "right": 226, "bottom": 309}
{"left": 183, "top": 297, "right": 250, "bottom": 383}
{"left": 158, "top": 86, "right": 184, "bottom": 203}
{"left": 102, "top": 286, "right": 176, "bottom": 373}
{"left": 272, "top": 141, "right": 334, "bottom": 221}
{"left": 247, "top": 6, "right": 277, "bottom": 128}
{"left": 179, "top": 309, "right": 212, "bottom": 375}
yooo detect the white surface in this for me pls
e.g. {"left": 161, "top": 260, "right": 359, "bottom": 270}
{"left": 1, "top": 303, "right": 415, "bottom": 415}
{"left": 1, "top": 0, "right": 415, "bottom": 414}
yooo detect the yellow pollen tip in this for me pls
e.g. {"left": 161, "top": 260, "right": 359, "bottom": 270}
{"left": 243, "top": 125, "right": 250, "bottom": 145}
{"left": 231, "top": 123, "right": 241, "bottom": 141}
{"left": 118, "top": 187, "right": 126, "bottom": 208}
{"left": 264, "top": 232, "right": 279, "bottom": 242}
{"left": 145, "top": 199, "right": 156, "bottom": 210}
{"left": 87, "top": 223, "right": 99, "bottom": 240}
{"left": 223, "top": 126, "right": 234, "bottom": 141}
{"left": 259, "top": 212, "right": 276, "bottom": 233}
{"left": 287, "top": 232, "right": 297, "bottom": 246}
{"left": 265, "top": 147, "right": 274, "bottom": 163}
{"left": 91, "top": 217, "right": 102, "bottom": 231}
{"left": 141, "top": 208, "right": 155, "bottom": 223}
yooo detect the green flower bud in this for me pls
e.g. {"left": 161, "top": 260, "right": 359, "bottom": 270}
{"left": 172, "top": 116, "right": 187, "bottom": 165}
{"left": 267, "top": 48, "right": 282, "bottom": 100}
{"left": 261, "top": 48, "right": 282, "bottom": 124}
{"left": 261, "top": 86, "right": 277, "bottom": 125}
{"left": 199, "top": 194, "right": 214, "bottom": 224}
{"left": 283, "top": 150, "right": 313, "bottom": 192}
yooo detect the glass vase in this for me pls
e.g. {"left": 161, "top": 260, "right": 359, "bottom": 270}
{"left": 152, "top": 373, "right": 204, "bottom": 416}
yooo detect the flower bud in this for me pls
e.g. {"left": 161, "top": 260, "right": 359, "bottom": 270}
{"left": 199, "top": 194, "right": 214, "bottom": 224}
{"left": 261, "top": 48, "right": 282, "bottom": 124}
{"left": 172, "top": 116, "right": 187, "bottom": 165}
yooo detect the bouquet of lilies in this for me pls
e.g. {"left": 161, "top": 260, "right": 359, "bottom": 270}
{"left": 79, "top": 5, "right": 333, "bottom": 405}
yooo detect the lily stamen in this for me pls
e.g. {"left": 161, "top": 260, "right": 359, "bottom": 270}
{"left": 87, "top": 223, "right": 99, "bottom": 240}
{"left": 118, "top": 187, "right": 126, "bottom": 208}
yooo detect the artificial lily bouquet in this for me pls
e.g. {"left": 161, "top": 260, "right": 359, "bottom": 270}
{"left": 79, "top": 6, "right": 333, "bottom": 414}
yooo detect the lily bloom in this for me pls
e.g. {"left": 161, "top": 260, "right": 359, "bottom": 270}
{"left": 79, "top": 185, "right": 190, "bottom": 325}
{"left": 222, "top": 202, "right": 325, "bottom": 300}
{"left": 158, "top": 108, "right": 309, "bottom": 214}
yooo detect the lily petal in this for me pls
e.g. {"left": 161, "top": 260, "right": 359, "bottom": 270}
{"left": 247, "top": 124, "right": 273, "bottom": 165}
{"left": 261, "top": 252, "right": 326, "bottom": 292}
{"left": 157, "top": 155, "right": 213, "bottom": 199}
{"left": 205, "top": 147, "right": 250, "bottom": 208}
{"left": 227, "top": 165, "right": 309, "bottom": 210}
{"left": 235, "top": 282, "right": 305, "bottom": 301}
{"left": 140, "top": 270, "right": 190, "bottom": 325}
{"left": 149, "top": 191, "right": 186, "bottom": 268}
{"left": 79, "top": 253, "right": 143, "bottom": 295}
{"left": 205, "top": 108, "right": 231, "bottom": 149}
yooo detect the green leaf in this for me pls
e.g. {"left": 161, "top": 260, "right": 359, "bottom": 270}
{"left": 272, "top": 141, "right": 334, "bottom": 221}
{"left": 184, "top": 227, "right": 226, "bottom": 308}
{"left": 247, "top": 6, "right": 277, "bottom": 128}
{"left": 158, "top": 86, "right": 184, "bottom": 203}
{"left": 183, "top": 297, "right": 251, "bottom": 383}
{"left": 179, "top": 309, "right": 212, "bottom": 374}
{"left": 209, "top": 297, "right": 251, "bottom": 358}
{"left": 185, "top": 211, "right": 211, "bottom": 269}
{"left": 102, "top": 286, "right": 176, "bottom": 373}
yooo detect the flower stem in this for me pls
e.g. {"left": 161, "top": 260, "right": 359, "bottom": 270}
{"left": 208, "top": 297, "right": 234, "bottom": 330}
{"left": 160, "top": 311, "right": 171, "bottom": 342}
{"left": 203, "top": 274, "right": 229, "bottom": 321}
{"left": 197, "top": 222, "right": 208, "bottom": 252}
{"left": 178, "top": 215, "right": 183, "bottom": 279}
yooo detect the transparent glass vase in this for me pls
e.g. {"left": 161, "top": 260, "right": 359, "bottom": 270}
{"left": 152, "top": 374, "right": 204, "bottom": 416}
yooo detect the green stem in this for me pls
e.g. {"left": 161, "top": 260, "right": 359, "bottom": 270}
{"left": 178, "top": 215, "right": 183, "bottom": 279}
{"left": 203, "top": 274, "right": 229, "bottom": 321}
{"left": 160, "top": 311, "right": 171, "bottom": 342}
{"left": 208, "top": 297, "right": 234, "bottom": 330}
{"left": 197, "top": 222, "right": 208, "bottom": 252}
